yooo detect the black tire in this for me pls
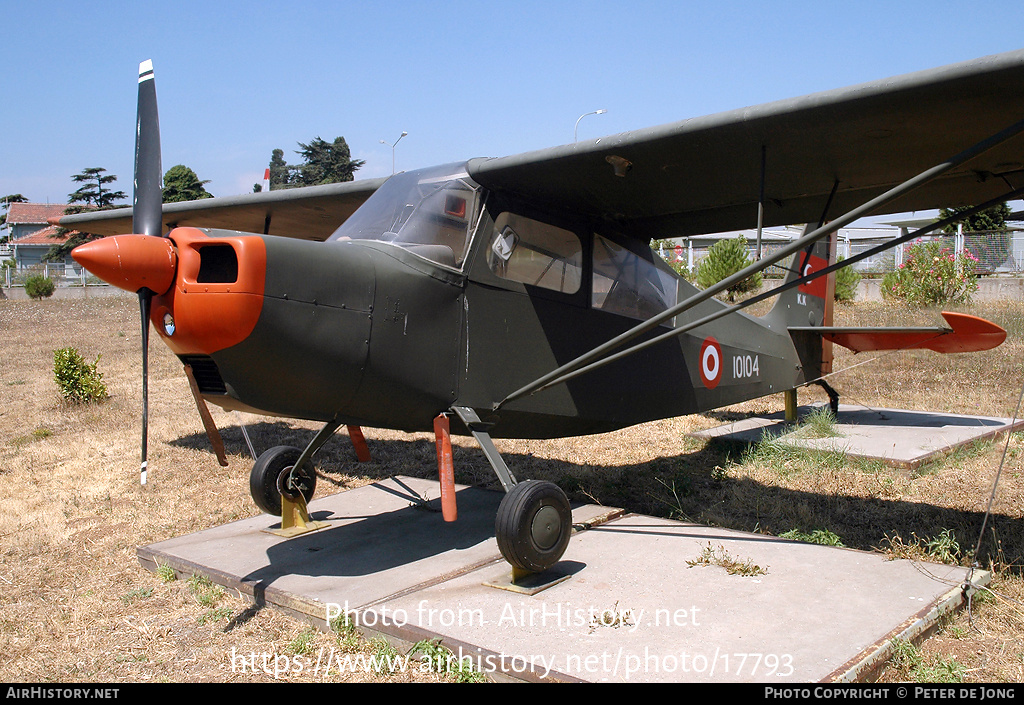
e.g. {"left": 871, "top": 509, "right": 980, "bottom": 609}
{"left": 495, "top": 480, "right": 571, "bottom": 573}
{"left": 249, "top": 446, "right": 317, "bottom": 516}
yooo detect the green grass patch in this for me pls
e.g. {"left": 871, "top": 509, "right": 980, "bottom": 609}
{"left": 187, "top": 574, "right": 224, "bottom": 607}
{"left": 779, "top": 528, "right": 845, "bottom": 546}
{"left": 887, "top": 638, "right": 965, "bottom": 683}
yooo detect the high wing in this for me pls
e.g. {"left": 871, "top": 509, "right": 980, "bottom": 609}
{"left": 468, "top": 49, "right": 1024, "bottom": 239}
{"left": 55, "top": 51, "right": 1024, "bottom": 243}
{"left": 53, "top": 177, "right": 387, "bottom": 240}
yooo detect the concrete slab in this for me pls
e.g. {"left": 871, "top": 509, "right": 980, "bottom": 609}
{"left": 138, "top": 476, "right": 987, "bottom": 683}
{"left": 690, "top": 403, "right": 1024, "bottom": 469}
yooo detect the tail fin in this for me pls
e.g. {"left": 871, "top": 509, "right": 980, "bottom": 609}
{"left": 763, "top": 225, "right": 836, "bottom": 381}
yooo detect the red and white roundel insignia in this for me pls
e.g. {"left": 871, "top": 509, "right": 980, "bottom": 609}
{"left": 699, "top": 336, "right": 723, "bottom": 389}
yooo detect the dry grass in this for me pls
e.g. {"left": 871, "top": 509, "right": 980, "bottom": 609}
{"left": 1, "top": 293, "right": 1022, "bottom": 682}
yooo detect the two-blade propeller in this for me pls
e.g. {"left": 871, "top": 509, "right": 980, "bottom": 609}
{"left": 77, "top": 60, "right": 227, "bottom": 485}
{"left": 134, "top": 59, "right": 163, "bottom": 486}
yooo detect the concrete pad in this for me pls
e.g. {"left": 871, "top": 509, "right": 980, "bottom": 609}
{"left": 691, "top": 403, "right": 1024, "bottom": 469}
{"left": 138, "top": 476, "right": 987, "bottom": 683}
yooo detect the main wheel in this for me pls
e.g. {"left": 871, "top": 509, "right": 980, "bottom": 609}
{"left": 249, "top": 445, "right": 317, "bottom": 516}
{"left": 495, "top": 480, "right": 571, "bottom": 573}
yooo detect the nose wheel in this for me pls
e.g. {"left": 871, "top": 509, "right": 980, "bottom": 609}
{"left": 249, "top": 445, "right": 317, "bottom": 516}
{"left": 495, "top": 480, "right": 572, "bottom": 574}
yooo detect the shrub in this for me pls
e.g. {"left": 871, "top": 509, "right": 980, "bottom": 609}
{"left": 653, "top": 240, "right": 696, "bottom": 283}
{"left": 25, "top": 274, "right": 55, "bottom": 300}
{"left": 881, "top": 241, "right": 978, "bottom": 307}
{"left": 833, "top": 256, "right": 860, "bottom": 303}
{"left": 53, "top": 347, "right": 108, "bottom": 404}
{"left": 696, "top": 235, "right": 762, "bottom": 301}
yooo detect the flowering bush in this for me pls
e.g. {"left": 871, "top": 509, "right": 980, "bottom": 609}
{"left": 881, "top": 241, "right": 978, "bottom": 307}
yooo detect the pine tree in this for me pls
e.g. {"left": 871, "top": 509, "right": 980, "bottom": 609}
{"left": 162, "top": 165, "right": 213, "bottom": 202}
{"left": 695, "top": 235, "right": 762, "bottom": 301}
{"left": 293, "top": 136, "right": 365, "bottom": 186}
{"left": 833, "top": 256, "right": 860, "bottom": 303}
{"left": 1, "top": 194, "right": 28, "bottom": 228}
{"left": 268, "top": 149, "right": 291, "bottom": 190}
{"left": 267, "top": 136, "right": 365, "bottom": 189}
{"left": 68, "top": 168, "right": 126, "bottom": 210}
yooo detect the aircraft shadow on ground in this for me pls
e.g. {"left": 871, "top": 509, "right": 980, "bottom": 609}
{"left": 236, "top": 484, "right": 504, "bottom": 592}
{"left": 169, "top": 420, "right": 1024, "bottom": 575}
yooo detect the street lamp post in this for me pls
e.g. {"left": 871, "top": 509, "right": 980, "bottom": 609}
{"left": 380, "top": 131, "right": 408, "bottom": 174}
{"left": 574, "top": 109, "right": 607, "bottom": 142}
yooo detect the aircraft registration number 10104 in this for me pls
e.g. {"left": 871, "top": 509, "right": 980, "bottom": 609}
{"left": 733, "top": 354, "right": 759, "bottom": 379}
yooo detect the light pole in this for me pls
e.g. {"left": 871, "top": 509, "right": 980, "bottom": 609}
{"left": 574, "top": 109, "right": 607, "bottom": 142}
{"left": 380, "top": 132, "right": 408, "bottom": 175}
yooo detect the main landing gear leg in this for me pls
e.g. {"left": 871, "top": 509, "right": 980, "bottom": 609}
{"left": 815, "top": 380, "right": 841, "bottom": 417}
{"left": 250, "top": 417, "right": 344, "bottom": 537}
{"left": 451, "top": 407, "right": 572, "bottom": 583}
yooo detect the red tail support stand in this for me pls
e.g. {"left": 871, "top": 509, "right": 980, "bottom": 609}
{"left": 434, "top": 414, "right": 457, "bottom": 522}
{"left": 346, "top": 425, "right": 371, "bottom": 462}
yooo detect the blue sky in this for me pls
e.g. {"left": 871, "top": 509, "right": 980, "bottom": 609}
{"left": 3, "top": 1, "right": 1024, "bottom": 212}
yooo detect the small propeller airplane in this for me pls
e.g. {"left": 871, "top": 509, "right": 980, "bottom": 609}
{"left": 59, "top": 52, "right": 1024, "bottom": 576}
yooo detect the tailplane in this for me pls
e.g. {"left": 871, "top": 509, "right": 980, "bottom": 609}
{"left": 764, "top": 226, "right": 1006, "bottom": 390}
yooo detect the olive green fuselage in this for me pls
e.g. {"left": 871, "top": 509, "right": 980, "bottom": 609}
{"left": 185, "top": 186, "right": 815, "bottom": 440}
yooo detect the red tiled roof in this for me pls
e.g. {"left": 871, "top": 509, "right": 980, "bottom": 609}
{"left": 13, "top": 226, "right": 71, "bottom": 245}
{"left": 6, "top": 202, "right": 69, "bottom": 225}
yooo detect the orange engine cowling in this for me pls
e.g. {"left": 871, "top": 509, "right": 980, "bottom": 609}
{"left": 152, "top": 228, "right": 267, "bottom": 356}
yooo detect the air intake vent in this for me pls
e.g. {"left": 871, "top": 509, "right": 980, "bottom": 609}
{"left": 180, "top": 355, "right": 227, "bottom": 394}
{"left": 196, "top": 244, "right": 238, "bottom": 283}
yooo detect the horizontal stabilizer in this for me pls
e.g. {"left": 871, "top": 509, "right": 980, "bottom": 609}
{"left": 790, "top": 311, "right": 1006, "bottom": 354}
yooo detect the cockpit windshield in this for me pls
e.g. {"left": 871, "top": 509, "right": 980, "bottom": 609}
{"left": 327, "top": 163, "right": 480, "bottom": 268}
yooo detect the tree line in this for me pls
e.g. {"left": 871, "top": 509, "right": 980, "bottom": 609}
{"left": 0, "top": 134, "right": 364, "bottom": 261}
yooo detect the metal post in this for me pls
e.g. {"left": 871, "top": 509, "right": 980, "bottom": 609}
{"left": 756, "top": 145, "right": 766, "bottom": 260}
{"left": 785, "top": 389, "right": 798, "bottom": 424}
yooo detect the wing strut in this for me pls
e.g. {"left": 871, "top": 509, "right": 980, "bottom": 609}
{"left": 494, "top": 116, "right": 1024, "bottom": 410}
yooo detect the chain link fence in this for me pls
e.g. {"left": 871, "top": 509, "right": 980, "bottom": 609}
{"left": 2, "top": 262, "right": 105, "bottom": 291}
{"left": 846, "top": 231, "right": 1023, "bottom": 275}
{"left": 662, "top": 231, "right": 1024, "bottom": 278}
{"left": 5, "top": 231, "right": 1023, "bottom": 297}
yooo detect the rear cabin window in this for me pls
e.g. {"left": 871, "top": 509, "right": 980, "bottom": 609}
{"left": 486, "top": 213, "right": 583, "bottom": 294}
{"left": 592, "top": 234, "right": 679, "bottom": 322}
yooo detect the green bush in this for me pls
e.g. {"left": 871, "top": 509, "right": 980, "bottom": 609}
{"left": 833, "top": 256, "right": 860, "bottom": 303}
{"left": 25, "top": 274, "right": 55, "bottom": 300}
{"left": 696, "top": 235, "right": 762, "bottom": 301}
{"left": 53, "top": 347, "right": 108, "bottom": 404}
{"left": 881, "top": 241, "right": 978, "bottom": 307}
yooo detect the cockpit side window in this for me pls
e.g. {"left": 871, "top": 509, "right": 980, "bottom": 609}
{"left": 486, "top": 213, "right": 583, "bottom": 294}
{"left": 592, "top": 234, "right": 678, "bottom": 322}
